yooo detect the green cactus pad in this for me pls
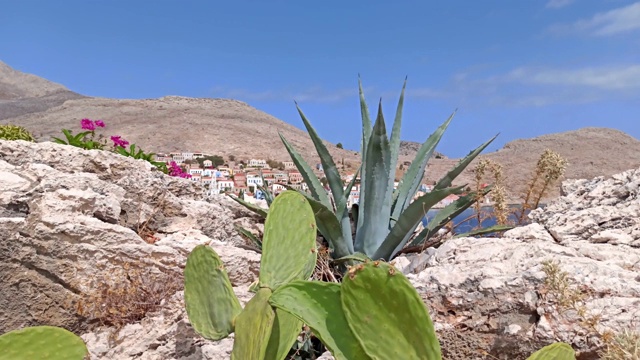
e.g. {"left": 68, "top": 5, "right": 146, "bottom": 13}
{"left": 231, "top": 288, "right": 275, "bottom": 360}
{"left": 259, "top": 190, "right": 318, "bottom": 290}
{"left": 270, "top": 281, "right": 371, "bottom": 360}
{"left": 0, "top": 325, "right": 88, "bottom": 360}
{"left": 341, "top": 261, "right": 442, "bottom": 360}
{"left": 184, "top": 244, "right": 242, "bottom": 340}
{"left": 527, "top": 342, "right": 576, "bottom": 360}
{"left": 263, "top": 308, "right": 304, "bottom": 360}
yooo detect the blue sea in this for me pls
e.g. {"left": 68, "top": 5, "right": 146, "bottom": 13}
{"left": 422, "top": 205, "right": 529, "bottom": 234}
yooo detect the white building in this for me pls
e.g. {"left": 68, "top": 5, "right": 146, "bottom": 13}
{"left": 248, "top": 159, "right": 268, "bottom": 168}
{"left": 216, "top": 178, "right": 234, "bottom": 192}
{"left": 247, "top": 174, "right": 264, "bottom": 187}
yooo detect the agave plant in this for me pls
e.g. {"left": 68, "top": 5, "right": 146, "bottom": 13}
{"left": 279, "top": 78, "right": 498, "bottom": 261}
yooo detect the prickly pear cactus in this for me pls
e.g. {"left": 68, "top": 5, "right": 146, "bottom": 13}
{"left": 259, "top": 190, "right": 318, "bottom": 290}
{"left": 341, "top": 261, "right": 442, "bottom": 360}
{"left": 527, "top": 342, "right": 576, "bottom": 360}
{"left": 184, "top": 190, "right": 319, "bottom": 360}
{"left": 231, "top": 288, "right": 275, "bottom": 360}
{"left": 0, "top": 325, "right": 88, "bottom": 360}
{"left": 270, "top": 281, "right": 371, "bottom": 360}
{"left": 264, "top": 309, "right": 304, "bottom": 360}
{"left": 0, "top": 124, "right": 36, "bottom": 142}
{"left": 184, "top": 244, "right": 242, "bottom": 340}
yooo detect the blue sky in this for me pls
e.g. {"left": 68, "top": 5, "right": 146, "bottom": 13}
{"left": 1, "top": 1, "right": 639, "bottom": 157}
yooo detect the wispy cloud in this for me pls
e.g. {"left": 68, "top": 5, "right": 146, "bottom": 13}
{"left": 546, "top": 0, "right": 574, "bottom": 9}
{"left": 210, "top": 85, "right": 361, "bottom": 103}
{"left": 506, "top": 64, "right": 640, "bottom": 90}
{"left": 434, "top": 63, "right": 640, "bottom": 108}
{"left": 550, "top": 2, "right": 640, "bottom": 36}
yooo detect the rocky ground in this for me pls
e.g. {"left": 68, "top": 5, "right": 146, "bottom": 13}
{"left": 1, "top": 139, "right": 639, "bottom": 359}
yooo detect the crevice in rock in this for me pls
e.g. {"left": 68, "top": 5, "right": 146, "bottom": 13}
{"left": 13, "top": 259, "right": 81, "bottom": 295}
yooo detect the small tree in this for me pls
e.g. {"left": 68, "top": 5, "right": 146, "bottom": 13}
{"left": 336, "top": 142, "right": 343, "bottom": 149}
{"left": 228, "top": 154, "right": 236, "bottom": 161}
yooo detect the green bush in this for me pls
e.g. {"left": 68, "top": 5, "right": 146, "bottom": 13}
{"left": 0, "top": 124, "right": 36, "bottom": 142}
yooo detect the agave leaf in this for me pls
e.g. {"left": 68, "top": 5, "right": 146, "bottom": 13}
{"left": 234, "top": 224, "right": 262, "bottom": 251}
{"left": 279, "top": 133, "right": 332, "bottom": 210}
{"left": 454, "top": 224, "right": 514, "bottom": 238}
{"left": 354, "top": 100, "right": 392, "bottom": 257}
{"left": 387, "top": 78, "right": 407, "bottom": 202}
{"left": 356, "top": 77, "right": 372, "bottom": 237}
{"left": 257, "top": 172, "right": 274, "bottom": 205}
{"left": 227, "top": 194, "right": 268, "bottom": 218}
{"left": 373, "top": 186, "right": 465, "bottom": 261}
{"left": 434, "top": 134, "right": 498, "bottom": 190}
{"left": 410, "top": 186, "right": 492, "bottom": 246}
{"left": 296, "top": 103, "right": 346, "bottom": 215}
{"left": 391, "top": 111, "right": 455, "bottom": 224}
{"left": 337, "top": 167, "right": 360, "bottom": 220}
{"left": 358, "top": 76, "right": 373, "bottom": 159}
{"left": 306, "top": 195, "right": 353, "bottom": 259}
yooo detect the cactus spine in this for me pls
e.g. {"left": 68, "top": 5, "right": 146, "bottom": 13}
{"left": 0, "top": 325, "right": 88, "bottom": 360}
{"left": 183, "top": 190, "right": 318, "bottom": 360}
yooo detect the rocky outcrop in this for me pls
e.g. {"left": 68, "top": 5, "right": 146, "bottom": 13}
{"left": 393, "top": 167, "right": 640, "bottom": 359}
{"left": 2, "top": 140, "right": 639, "bottom": 359}
{"left": 0, "top": 140, "right": 260, "bottom": 335}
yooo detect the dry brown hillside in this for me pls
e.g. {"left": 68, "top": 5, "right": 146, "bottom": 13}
{"left": 2, "top": 60, "right": 639, "bottom": 202}
{"left": 406, "top": 127, "right": 640, "bottom": 201}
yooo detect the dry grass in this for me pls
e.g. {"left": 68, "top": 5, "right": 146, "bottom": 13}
{"left": 75, "top": 262, "right": 182, "bottom": 331}
{"left": 538, "top": 260, "right": 640, "bottom": 358}
{"left": 600, "top": 328, "right": 640, "bottom": 360}
{"left": 312, "top": 245, "right": 341, "bottom": 283}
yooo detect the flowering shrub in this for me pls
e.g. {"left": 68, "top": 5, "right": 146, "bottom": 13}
{"left": 53, "top": 118, "right": 107, "bottom": 150}
{"left": 52, "top": 119, "right": 171, "bottom": 175}
{"left": 168, "top": 161, "right": 192, "bottom": 178}
{"left": 110, "top": 135, "right": 130, "bottom": 148}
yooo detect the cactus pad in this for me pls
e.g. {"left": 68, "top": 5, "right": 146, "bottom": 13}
{"left": 341, "top": 261, "right": 442, "bottom": 360}
{"left": 270, "top": 280, "right": 371, "bottom": 360}
{"left": 0, "top": 325, "right": 88, "bottom": 360}
{"left": 264, "top": 308, "right": 304, "bottom": 360}
{"left": 184, "top": 244, "right": 242, "bottom": 340}
{"left": 527, "top": 342, "right": 576, "bottom": 360}
{"left": 259, "top": 190, "right": 318, "bottom": 290}
{"left": 231, "top": 288, "right": 275, "bottom": 360}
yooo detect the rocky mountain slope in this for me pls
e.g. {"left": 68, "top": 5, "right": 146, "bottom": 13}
{"left": 0, "top": 61, "right": 86, "bottom": 121}
{"left": 1, "top": 139, "right": 638, "bottom": 359}
{"left": 2, "top": 61, "right": 640, "bottom": 201}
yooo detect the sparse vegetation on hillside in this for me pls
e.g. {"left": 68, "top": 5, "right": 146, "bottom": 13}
{"left": 0, "top": 123, "right": 36, "bottom": 141}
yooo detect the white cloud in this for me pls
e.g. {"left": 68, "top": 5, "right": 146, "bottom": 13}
{"left": 551, "top": 2, "right": 640, "bottom": 36}
{"left": 546, "top": 0, "right": 575, "bottom": 9}
{"left": 506, "top": 64, "right": 640, "bottom": 90}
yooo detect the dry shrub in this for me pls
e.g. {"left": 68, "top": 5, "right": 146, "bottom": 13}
{"left": 516, "top": 149, "right": 568, "bottom": 224}
{"left": 75, "top": 262, "right": 183, "bottom": 330}
{"left": 600, "top": 328, "right": 640, "bottom": 360}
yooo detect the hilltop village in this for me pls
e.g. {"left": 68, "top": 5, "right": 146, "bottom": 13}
{"left": 155, "top": 151, "right": 473, "bottom": 209}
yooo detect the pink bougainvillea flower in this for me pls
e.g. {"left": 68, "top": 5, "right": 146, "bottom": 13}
{"left": 110, "top": 135, "right": 129, "bottom": 148}
{"left": 94, "top": 120, "right": 105, "bottom": 128}
{"left": 80, "top": 118, "right": 96, "bottom": 131}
